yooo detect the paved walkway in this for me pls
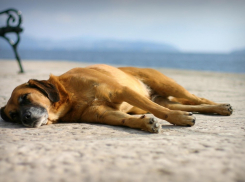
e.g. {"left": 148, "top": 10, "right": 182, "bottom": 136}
{"left": 0, "top": 60, "right": 245, "bottom": 182}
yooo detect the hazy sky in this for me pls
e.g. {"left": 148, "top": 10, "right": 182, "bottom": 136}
{"left": 1, "top": 0, "right": 245, "bottom": 53}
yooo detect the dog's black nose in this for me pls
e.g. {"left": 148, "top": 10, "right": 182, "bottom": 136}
{"left": 24, "top": 111, "right": 31, "bottom": 120}
{"left": 22, "top": 111, "right": 33, "bottom": 125}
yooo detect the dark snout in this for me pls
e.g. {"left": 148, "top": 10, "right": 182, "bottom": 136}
{"left": 21, "top": 105, "right": 48, "bottom": 128}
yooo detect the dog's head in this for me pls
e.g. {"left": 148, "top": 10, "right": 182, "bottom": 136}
{"left": 1, "top": 79, "right": 60, "bottom": 127}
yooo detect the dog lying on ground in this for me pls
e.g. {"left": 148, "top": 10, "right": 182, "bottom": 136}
{"left": 1, "top": 64, "right": 233, "bottom": 133}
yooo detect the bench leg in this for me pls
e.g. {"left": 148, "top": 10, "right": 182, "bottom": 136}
{"left": 13, "top": 44, "right": 24, "bottom": 73}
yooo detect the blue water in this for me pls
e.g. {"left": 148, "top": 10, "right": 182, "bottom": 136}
{"left": 0, "top": 49, "right": 245, "bottom": 73}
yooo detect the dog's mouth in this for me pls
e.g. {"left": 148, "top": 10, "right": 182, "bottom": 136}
{"left": 34, "top": 115, "right": 48, "bottom": 128}
{"left": 20, "top": 105, "right": 49, "bottom": 128}
{"left": 22, "top": 114, "right": 48, "bottom": 128}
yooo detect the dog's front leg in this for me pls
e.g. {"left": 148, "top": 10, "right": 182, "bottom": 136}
{"left": 115, "top": 86, "right": 196, "bottom": 126}
{"left": 82, "top": 107, "right": 161, "bottom": 133}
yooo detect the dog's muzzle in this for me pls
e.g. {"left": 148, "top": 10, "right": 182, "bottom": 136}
{"left": 21, "top": 105, "right": 48, "bottom": 128}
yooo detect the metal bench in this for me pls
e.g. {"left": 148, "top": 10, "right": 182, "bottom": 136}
{"left": 0, "top": 8, "right": 24, "bottom": 73}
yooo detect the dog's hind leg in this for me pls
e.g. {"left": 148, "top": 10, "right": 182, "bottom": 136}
{"left": 120, "top": 67, "right": 232, "bottom": 116}
{"left": 120, "top": 67, "right": 218, "bottom": 105}
{"left": 154, "top": 96, "right": 233, "bottom": 116}
{"left": 146, "top": 71, "right": 218, "bottom": 105}
{"left": 144, "top": 71, "right": 233, "bottom": 115}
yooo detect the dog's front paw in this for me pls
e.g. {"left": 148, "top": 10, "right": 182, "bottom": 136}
{"left": 143, "top": 117, "right": 161, "bottom": 133}
{"left": 215, "top": 104, "right": 233, "bottom": 116}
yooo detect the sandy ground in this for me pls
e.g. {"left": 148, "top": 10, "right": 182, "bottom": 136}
{"left": 0, "top": 59, "right": 245, "bottom": 182}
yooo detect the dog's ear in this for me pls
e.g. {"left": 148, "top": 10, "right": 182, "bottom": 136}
{"left": 0, "top": 106, "right": 11, "bottom": 122}
{"left": 28, "top": 79, "right": 60, "bottom": 103}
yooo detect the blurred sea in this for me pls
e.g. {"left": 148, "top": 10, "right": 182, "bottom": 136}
{"left": 0, "top": 49, "right": 245, "bottom": 73}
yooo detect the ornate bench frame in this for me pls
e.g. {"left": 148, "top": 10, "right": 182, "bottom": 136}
{"left": 0, "top": 9, "right": 24, "bottom": 73}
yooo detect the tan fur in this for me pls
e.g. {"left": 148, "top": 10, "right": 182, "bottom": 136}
{"left": 1, "top": 64, "right": 233, "bottom": 133}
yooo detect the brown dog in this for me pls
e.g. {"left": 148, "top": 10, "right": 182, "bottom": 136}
{"left": 1, "top": 64, "right": 233, "bottom": 133}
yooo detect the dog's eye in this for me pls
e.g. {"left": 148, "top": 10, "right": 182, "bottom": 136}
{"left": 19, "top": 93, "right": 30, "bottom": 105}
{"left": 10, "top": 112, "right": 18, "bottom": 119}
